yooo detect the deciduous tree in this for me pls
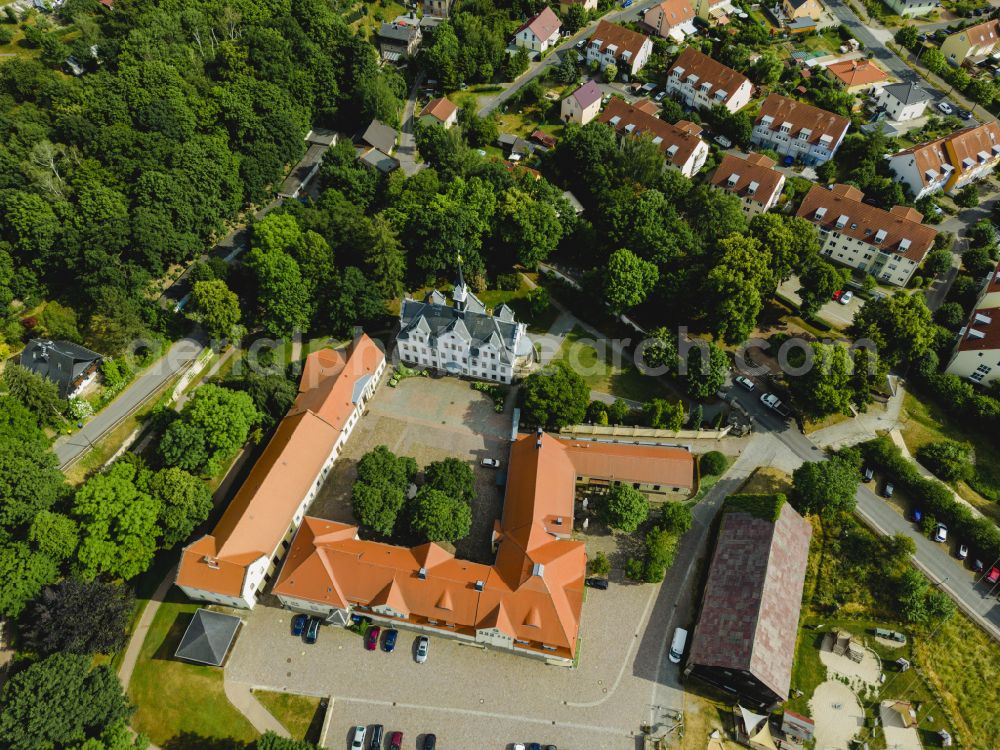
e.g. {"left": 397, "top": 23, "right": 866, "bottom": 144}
{"left": 522, "top": 360, "right": 589, "bottom": 429}
{"left": 791, "top": 456, "right": 859, "bottom": 518}
{"left": 411, "top": 487, "right": 472, "bottom": 543}
{"left": 599, "top": 482, "right": 649, "bottom": 533}
{"left": 23, "top": 579, "right": 134, "bottom": 656}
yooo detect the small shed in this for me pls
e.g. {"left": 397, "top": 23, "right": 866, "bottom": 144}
{"left": 174, "top": 609, "right": 242, "bottom": 667}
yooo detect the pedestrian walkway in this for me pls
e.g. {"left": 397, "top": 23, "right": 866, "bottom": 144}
{"left": 222, "top": 679, "right": 291, "bottom": 737}
{"left": 118, "top": 566, "right": 176, "bottom": 688}
{"left": 808, "top": 379, "right": 907, "bottom": 450}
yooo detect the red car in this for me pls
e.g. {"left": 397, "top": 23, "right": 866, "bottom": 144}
{"left": 987, "top": 567, "right": 1000, "bottom": 585}
{"left": 364, "top": 625, "right": 381, "bottom": 650}
{"left": 832, "top": 290, "right": 844, "bottom": 302}
{"left": 389, "top": 731, "right": 403, "bottom": 750}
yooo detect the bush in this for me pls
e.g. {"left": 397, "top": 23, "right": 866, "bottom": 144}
{"left": 700, "top": 451, "right": 727, "bottom": 477}
{"left": 588, "top": 551, "right": 611, "bottom": 577}
{"left": 624, "top": 557, "right": 644, "bottom": 581}
{"left": 496, "top": 273, "right": 520, "bottom": 291}
{"left": 598, "top": 483, "right": 649, "bottom": 533}
{"left": 916, "top": 439, "right": 973, "bottom": 483}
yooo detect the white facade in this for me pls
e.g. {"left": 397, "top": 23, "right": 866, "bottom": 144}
{"left": 561, "top": 92, "right": 601, "bottom": 125}
{"left": 882, "top": 0, "right": 936, "bottom": 15}
{"left": 876, "top": 86, "right": 930, "bottom": 122}
{"left": 516, "top": 24, "right": 560, "bottom": 53}
{"left": 673, "top": 139, "right": 710, "bottom": 179}
{"left": 751, "top": 119, "right": 844, "bottom": 165}
{"left": 586, "top": 32, "right": 652, "bottom": 77}
{"left": 397, "top": 325, "right": 518, "bottom": 384}
{"left": 817, "top": 229, "right": 921, "bottom": 287}
{"left": 946, "top": 344, "right": 1000, "bottom": 385}
{"left": 666, "top": 66, "right": 753, "bottom": 114}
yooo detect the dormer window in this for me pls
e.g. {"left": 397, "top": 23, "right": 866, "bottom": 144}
{"left": 874, "top": 229, "right": 887, "bottom": 244}
{"left": 666, "top": 144, "right": 679, "bottom": 157}
{"left": 814, "top": 207, "right": 827, "bottom": 220}
{"left": 835, "top": 214, "right": 849, "bottom": 229}
{"left": 727, "top": 172, "right": 740, "bottom": 187}
{"left": 625, "top": 123, "right": 636, "bottom": 133}
{"left": 687, "top": 73, "right": 699, "bottom": 85}
{"left": 761, "top": 115, "right": 774, "bottom": 127}
{"left": 979, "top": 150, "right": 991, "bottom": 163}
{"left": 963, "top": 157, "right": 975, "bottom": 169}
{"left": 747, "top": 180, "right": 759, "bottom": 195}
{"left": 609, "top": 115, "right": 621, "bottom": 126}
{"left": 652, "top": 136, "right": 663, "bottom": 145}
{"left": 819, "top": 134, "right": 833, "bottom": 145}
{"left": 715, "top": 89, "right": 727, "bottom": 100}
{"left": 700, "top": 81, "right": 712, "bottom": 93}
{"left": 673, "top": 66, "right": 685, "bottom": 77}
{"left": 779, "top": 121, "right": 792, "bottom": 134}
{"left": 899, "top": 238, "right": 912, "bottom": 252}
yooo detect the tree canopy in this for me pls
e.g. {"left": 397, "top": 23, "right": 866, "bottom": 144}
{"left": 599, "top": 483, "right": 649, "bottom": 533}
{"left": 521, "top": 360, "right": 589, "bottom": 429}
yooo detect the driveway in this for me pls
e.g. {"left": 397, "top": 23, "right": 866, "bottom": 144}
{"left": 776, "top": 277, "right": 860, "bottom": 331}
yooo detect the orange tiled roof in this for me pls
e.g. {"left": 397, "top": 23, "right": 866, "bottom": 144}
{"left": 956, "top": 305, "right": 1000, "bottom": 352}
{"left": 755, "top": 93, "right": 850, "bottom": 147}
{"left": 825, "top": 59, "right": 887, "bottom": 88}
{"left": 668, "top": 47, "right": 751, "bottom": 106}
{"left": 419, "top": 97, "right": 458, "bottom": 123}
{"left": 563, "top": 440, "right": 695, "bottom": 490}
{"left": 891, "top": 122, "right": 1000, "bottom": 189}
{"left": 710, "top": 152, "right": 785, "bottom": 205}
{"left": 654, "top": 0, "right": 695, "bottom": 28}
{"left": 589, "top": 19, "right": 650, "bottom": 58}
{"left": 952, "top": 18, "right": 1000, "bottom": 48}
{"left": 598, "top": 97, "right": 704, "bottom": 169}
{"left": 175, "top": 335, "right": 385, "bottom": 599}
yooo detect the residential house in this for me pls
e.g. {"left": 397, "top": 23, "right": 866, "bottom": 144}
{"left": 643, "top": 0, "right": 697, "bottom": 42}
{"left": 750, "top": 93, "right": 850, "bottom": 165}
{"left": 274, "top": 431, "right": 693, "bottom": 665}
{"left": 875, "top": 82, "right": 931, "bottom": 123}
{"left": 397, "top": 264, "right": 533, "bottom": 384}
{"left": 514, "top": 7, "right": 561, "bottom": 54}
{"left": 887, "top": 121, "right": 1000, "bottom": 199}
{"left": 941, "top": 19, "right": 1000, "bottom": 66}
{"left": 693, "top": 0, "right": 737, "bottom": 24}
{"left": 586, "top": 20, "right": 653, "bottom": 79}
{"left": 359, "top": 119, "right": 400, "bottom": 173}
{"left": 825, "top": 59, "right": 888, "bottom": 93}
{"left": 19, "top": 339, "right": 103, "bottom": 398}
{"left": 419, "top": 97, "right": 459, "bottom": 128}
{"left": 175, "top": 336, "right": 387, "bottom": 610}
{"left": 710, "top": 152, "right": 786, "bottom": 216}
{"left": 377, "top": 18, "right": 422, "bottom": 61}
{"left": 882, "top": 0, "right": 936, "bottom": 16}
{"left": 684, "top": 498, "right": 812, "bottom": 708}
{"left": 946, "top": 260, "right": 1000, "bottom": 386}
{"left": 598, "top": 97, "right": 709, "bottom": 177}
{"left": 796, "top": 183, "right": 937, "bottom": 287}
{"left": 559, "top": 0, "right": 597, "bottom": 12}
{"left": 782, "top": 0, "right": 823, "bottom": 21}
{"left": 561, "top": 80, "right": 603, "bottom": 125}
{"left": 665, "top": 47, "right": 753, "bottom": 113}
{"left": 422, "top": 0, "right": 453, "bottom": 18}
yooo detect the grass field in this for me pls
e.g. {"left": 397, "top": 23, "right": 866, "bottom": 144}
{"left": 899, "top": 391, "right": 1000, "bottom": 522}
{"left": 554, "top": 325, "right": 673, "bottom": 404}
{"left": 128, "top": 597, "right": 258, "bottom": 748}
{"left": 253, "top": 691, "right": 325, "bottom": 743}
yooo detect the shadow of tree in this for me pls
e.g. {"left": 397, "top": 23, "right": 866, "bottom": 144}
{"left": 162, "top": 733, "right": 247, "bottom": 750}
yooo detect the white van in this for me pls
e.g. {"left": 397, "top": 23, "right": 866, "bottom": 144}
{"left": 668, "top": 627, "right": 688, "bottom": 664}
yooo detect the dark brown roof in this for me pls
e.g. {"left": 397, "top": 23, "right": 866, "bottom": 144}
{"left": 796, "top": 183, "right": 937, "bottom": 264}
{"left": 687, "top": 501, "right": 812, "bottom": 703}
{"left": 710, "top": 152, "right": 785, "bottom": 205}
{"left": 956, "top": 306, "right": 1000, "bottom": 352}
{"left": 597, "top": 97, "right": 704, "bottom": 168}
{"left": 755, "top": 93, "right": 849, "bottom": 147}
{"left": 668, "top": 47, "right": 751, "bottom": 106}
{"left": 588, "top": 20, "right": 650, "bottom": 59}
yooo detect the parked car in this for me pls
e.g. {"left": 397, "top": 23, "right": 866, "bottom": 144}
{"left": 383, "top": 628, "right": 398, "bottom": 652}
{"left": 351, "top": 726, "right": 366, "bottom": 750}
{"left": 585, "top": 577, "right": 609, "bottom": 590}
{"left": 576, "top": 39, "right": 586, "bottom": 50}
{"left": 933, "top": 523, "right": 948, "bottom": 543}
{"left": 917, "top": 33, "right": 928, "bottom": 41}
{"left": 415, "top": 635, "right": 429, "bottom": 663}
{"left": 369, "top": 725, "right": 383, "bottom": 750}
{"left": 937, "top": 101, "right": 954, "bottom": 115}
{"left": 987, "top": 566, "right": 1000, "bottom": 584}
{"left": 422, "top": 734, "right": 437, "bottom": 750}
{"left": 913, "top": 508, "right": 922, "bottom": 523}
{"left": 621, "top": 0, "right": 633, "bottom": 6}
{"left": 482, "top": 457, "right": 501, "bottom": 468}
{"left": 365, "top": 625, "right": 381, "bottom": 651}
{"left": 958, "top": 543, "right": 969, "bottom": 560}
{"left": 760, "top": 392, "right": 792, "bottom": 419}
{"left": 973, "top": 559, "right": 984, "bottom": 572}
{"left": 291, "top": 613, "right": 308, "bottom": 637}
{"left": 734, "top": 375, "right": 755, "bottom": 392}
{"left": 863, "top": 466, "right": 874, "bottom": 482}
{"left": 389, "top": 732, "right": 403, "bottom": 750}
{"left": 513, "top": 745, "right": 526, "bottom": 750}
{"left": 832, "top": 289, "right": 845, "bottom": 302}
{"left": 838, "top": 290, "right": 853, "bottom": 305}
{"left": 958, "top": 108, "right": 973, "bottom": 120}
{"left": 304, "top": 617, "right": 320, "bottom": 645}
{"left": 883, "top": 482, "right": 895, "bottom": 498}
{"left": 654, "top": 90, "right": 667, "bottom": 102}
{"left": 529, "top": 744, "right": 542, "bottom": 750}
{"left": 714, "top": 134, "right": 733, "bottom": 148}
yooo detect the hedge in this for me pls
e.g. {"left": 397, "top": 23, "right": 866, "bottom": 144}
{"left": 860, "top": 437, "right": 1000, "bottom": 564}
{"left": 723, "top": 493, "right": 786, "bottom": 522}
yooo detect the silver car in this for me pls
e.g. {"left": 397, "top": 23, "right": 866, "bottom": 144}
{"left": 351, "top": 726, "right": 366, "bottom": 750}
{"left": 415, "top": 635, "right": 429, "bottom": 663}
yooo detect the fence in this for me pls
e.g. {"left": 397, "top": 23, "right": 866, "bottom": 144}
{"left": 558, "top": 424, "right": 733, "bottom": 441}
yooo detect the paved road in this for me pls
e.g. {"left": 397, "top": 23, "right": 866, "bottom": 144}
{"left": 398, "top": 73, "right": 424, "bottom": 176}
{"left": 477, "top": 0, "right": 661, "bottom": 117}
{"left": 54, "top": 335, "right": 205, "bottom": 469}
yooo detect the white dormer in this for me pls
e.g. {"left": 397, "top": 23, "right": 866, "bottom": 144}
{"left": 779, "top": 121, "right": 792, "bottom": 133}
{"left": 873, "top": 229, "right": 888, "bottom": 244}
{"left": 761, "top": 115, "right": 774, "bottom": 127}
{"left": 652, "top": 135, "right": 663, "bottom": 145}
{"left": 672, "top": 66, "right": 684, "bottom": 77}
{"left": 727, "top": 172, "right": 740, "bottom": 187}
{"left": 700, "top": 81, "right": 712, "bottom": 93}
{"left": 814, "top": 207, "right": 828, "bottom": 220}
{"left": 925, "top": 169, "right": 939, "bottom": 181}
{"left": 715, "top": 89, "right": 727, "bottom": 100}
{"left": 979, "top": 150, "right": 991, "bottom": 163}
{"left": 609, "top": 115, "right": 621, "bottom": 126}
{"left": 625, "top": 123, "right": 636, "bottom": 133}
{"left": 974, "top": 312, "right": 993, "bottom": 325}
{"left": 799, "top": 127, "right": 812, "bottom": 142}
{"left": 819, "top": 134, "right": 833, "bottom": 145}
{"left": 899, "top": 238, "right": 912, "bottom": 252}
{"left": 687, "top": 73, "right": 699, "bottom": 85}
{"left": 969, "top": 328, "right": 986, "bottom": 339}
{"left": 963, "top": 157, "right": 975, "bottom": 169}
{"left": 666, "top": 144, "right": 679, "bottom": 157}
{"left": 747, "top": 180, "right": 759, "bottom": 195}
{"left": 835, "top": 214, "right": 849, "bottom": 229}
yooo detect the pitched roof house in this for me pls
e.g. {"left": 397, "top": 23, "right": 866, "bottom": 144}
{"left": 876, "top": 82, "right": 931, "bottom": 123}
{"left": 887, "top": 121, "right": 1000, "bottom": 200}
{"left": 946, "top": 260, "right": 1000, "bottom": 386}
{"left": 419, "top": 97, "right": 458, "bottom": 128}
{"left": 514, "top": 6, "right": 561, "bottom": 53}
{"left": 19, "top": 339, "right": 103, "bottom": 398}
{"left": 377, "top": 18, "right": 422, "bottom": 60}
{"left": 685, "top": 499, "right": 812, "bottom": 708}
{"left": 362, "top": 119, "right": 399, "bottom": 155}
{"left": 586, "top": 20, "right": 654, "bottom": 76}
{"left": 598, "top": 97, "right": 709, "bottom": 177}
{"left": 710, "top": 152, "right": 786, "bottom": 215}
{"left": 750, "top": 93, "right": 850, "bottom": 165}
{"left": 560, "top": 80, "right": 603, "bottom": 125}
{"left": 643, "top": 0, "right": 697, "bottom": 42}
{"left": 825, "top": 59, "right": 888, "bottom": 92}
{"left": 274, "top": 432, "right": 693, "bottom": 664}
{"left": 175, "top": 336, "right": 387, "bottom": 610}
{"left": 941, "top": 19, "right": 1000, "bottom": 64}
{"left": 665, "top": 47, "right": 754, "bottom": 113}
{"left": 796, "top": 183, "right": 936, "bottom": 287}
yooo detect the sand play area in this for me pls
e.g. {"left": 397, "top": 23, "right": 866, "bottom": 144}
{"left": 809, "top": 680, "right": 865, "bottom": 750}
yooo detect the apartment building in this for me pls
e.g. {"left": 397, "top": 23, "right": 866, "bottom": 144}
{"left": 750, "top": 94, "right": 849, "bottom": 165}
{"left": 643, "top": 0, "right": 697, "bottom": 42}
{"left": 598, "top": 97, "right": 709, "bottom": 177}
{"left": 586, "top": 20, "right": 653, "bottom": 78}
{"left": 665, "top": 47, "right": 753, "bottom": 113}
{"left": 887, "top": 121, "right": 1000, "bottom": 200}
{"left": 883, "top": 0, "right": 936, "bottom": 16}
{"left": 175, "top": 336, "right": 387, "bottom": 609}
{"left": 796, "top": 183, "right": 937, "bottom": 287}
{"left": 946, "top": 261, "right": 1000, "bottom": 386}
{"left": 941, "top": 19, "right": 1000, "bottom": 65}
{"left": 710, "top": 152, "right": 786, "bottom": 216}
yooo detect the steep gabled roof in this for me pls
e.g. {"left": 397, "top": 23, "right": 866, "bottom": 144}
{"left": 570, "top": 79, "right": 603, "bottom": 110}
{"left": 668, "top": 47, "right": 751, "bottom": 107}
{"left": 598, "top": 97, "right": 705, "bottom": 169}
{"left": 755, "top": 94, "right": 849, "bottom": 147}
{"left": 588, "top": 20, "right": 650, "bottom": 59}
{"left": 516, "top": 6, "right": 561, "bottom": 41}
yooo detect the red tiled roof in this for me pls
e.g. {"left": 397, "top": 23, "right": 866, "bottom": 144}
{"left": 952, "top": 18, "right": 1000, "bottom": 48}
{"left": 588, "top": 20, "right": 650, "bottom": 59}
{"left": 516, "top": 6, "right": 561, "bottom": 41}
{"left": 419, "top": 97, "right": 458, "bottom": 123}
{"left": 710, "top": 152, "right": 785, "bottom": 205}
{"left": 755, "top": 93, "right": 850, "bottom": 147}
{"left": 668, "top": 47, "right": 751, "bottom": 106}
{"left": 825, "top": 59, "right": 887, "bottom": 87}
{"left": 598, "top": 97, "right": 704, "bottom": 169}
{"left": 956, "top": 306, "right": 1000, "bottom": 352}
{"left": 891, "top": 121, "right": 1000, "bottom": 189}
{"left": 796, "top": 183, "right": 936, "bottom": 264}
{"left": 654, "top": 0, "right": 695, "bottom": 28}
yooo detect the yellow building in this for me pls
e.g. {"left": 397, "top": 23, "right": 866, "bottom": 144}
{"left": 941, "top": 19, "right": 1000, "bottom": 65}
{"left": 783, "top": 0, "right": 823, "bottom": 20}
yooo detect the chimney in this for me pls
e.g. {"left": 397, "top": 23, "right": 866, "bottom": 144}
{"left": 418, "top": 567, "right": 427, "bottom": 579}
{"left": 474, "top": 580, "right": 484, "bottom": 591}
{"left": 532, "top": 563, "right": 545, "bottom": 577}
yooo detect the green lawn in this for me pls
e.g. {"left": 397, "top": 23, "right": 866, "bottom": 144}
{"left": 128, "top": 597, "right": 258, "bottom": 749}
{"left": 554, "top": 326, "right": 673, "bottom": 403}
{"left": 899, "top": 391, "right": 1000, "bottom": 521}
{"left": 689, "top": 454, "right": 732, "bottom": 504}
{"left": 253, "top": 691, "right": 324, "bottom": 743}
